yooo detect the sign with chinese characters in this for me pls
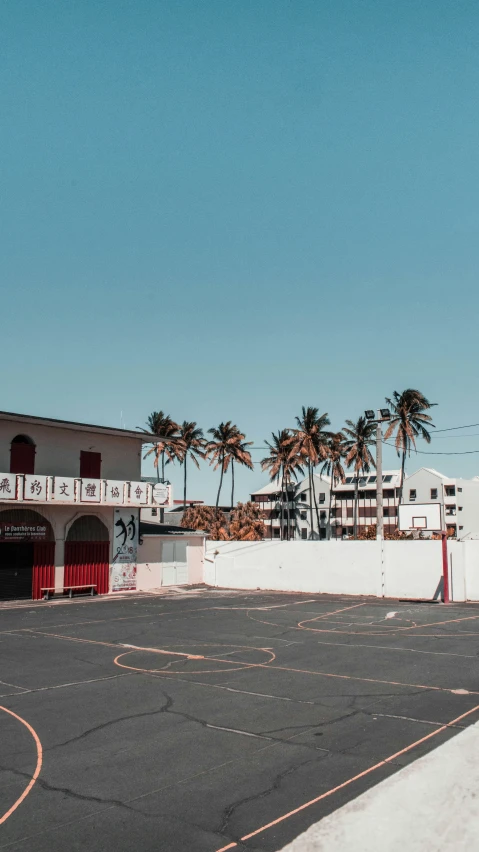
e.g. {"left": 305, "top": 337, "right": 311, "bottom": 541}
{"left": 81, "top": 479, "right": 101, "bottom": 503}
{"left": 128, "top": 481, "right": 148, "bottom": 505}
{"left": 0, "top": 473, "right": 17, "bottom": 501}
{"left": 104, "top": 480, "right": 125, "bottom": 504}
{"left": 152, "top": 483, "right": 170, "bottom": 506}
{"left": 111, "top": 508, "right": 139, "bottom": 591}
{"left": 52, "top": 477, "right": 76, "bottom": 502}
{"left": 24, "top": 475, "right": 48, "bottom": 502}
{"left": 0, "top": 522, "right": 48, "bottom": 541}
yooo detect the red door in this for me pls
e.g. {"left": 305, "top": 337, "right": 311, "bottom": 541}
{"left": 32, "top": 542, "right": 55, "bottom": 600}
{"left": 64, "top": 542, "right": 109, "bottom": 595}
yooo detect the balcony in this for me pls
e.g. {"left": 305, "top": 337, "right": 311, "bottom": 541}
{"left": 0, "top": 473, "right": 166, "bottom": 508}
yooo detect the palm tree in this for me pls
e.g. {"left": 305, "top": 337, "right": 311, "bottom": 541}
{"left": 261, "top": 430, "right": 304, "bottom": 540}
{"left": 205, "top": 422, "right": 249, "bottom": 508}
{"left": 140, "top": 411, "right": 180, "bottom": 481}
{"left": 321, "top": 432, "right": 347, "bottom": 539}
{"left": 229, "top": 437, "right": 254, "bottom": 507}
{"left": 343, "top": 417, "right": 376, "bottom": 538}
{"left": 175, "top": 421, "right": 206, "bottom": 508}
{"left": 384, "top": 390, "right": 436, "bottom": 503}
{"left": 286, "top": 407, "right": 330, "bottom": 538}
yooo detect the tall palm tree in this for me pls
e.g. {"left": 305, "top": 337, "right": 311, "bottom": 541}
{"left": 384, "top": 390, "right": 436, "bottom": 503}
{"left": 229, "top": 437, "right": 254, "bottom": 507}
{"left": 140, "top": 411, "right": 180, "bottom": 481}
{"left": 174, "top": 421, "right": 206, "bottom": 508}
{"left": 205, "top": 422, "right": 250, "bottom": 508}
{"left": 321, "top": 432, "right": 347, "bottom": 539}
{"left": 261, "top": 430, "right": 304, "bottom": 540}
{"left": 343, "top": 417, "right": 376, "bottom": 539}
{"left": 286, "top": 407, "right": 330, "bottom": 538}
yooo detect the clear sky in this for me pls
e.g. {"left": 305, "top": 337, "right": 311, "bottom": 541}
{"left": 2, "top": 0, "right": 479, "bottom": 504}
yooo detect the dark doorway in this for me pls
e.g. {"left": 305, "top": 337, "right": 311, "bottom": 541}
{"left": 0, "top": 543, "right": 34, "bottom": 599}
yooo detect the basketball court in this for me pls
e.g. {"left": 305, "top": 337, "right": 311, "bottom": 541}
{"left": 1, "top": 587, "right": 479, "bottom": 851}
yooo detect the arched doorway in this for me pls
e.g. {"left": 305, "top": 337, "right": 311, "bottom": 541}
{"left": 0, "top": 509, "right": 55, "bottom": 600}
{"left": 65, "top": 515, "right": 110, "bottom": 595}
{"left": 10, "top": 435, "right": 36, "bottom": 474}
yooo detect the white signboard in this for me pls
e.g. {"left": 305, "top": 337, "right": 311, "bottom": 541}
{"left": 52, "top": 476, "right": 76, "bottom": 502}
{"left": 152, "top": 483, "right": 170, "bottom": 506}
{"left": 128, "top": 481, "right": 148, "bottom": 505}
{"left": 24, "top": 475, "right": 48, "bottom": 502}
{"left": 398, "top": 502, "right": 442, "bottom": 532}
{"left": 0, "top": 473, "right": 17, "bottom": 500}
{"left": 81, "top": 478, "right": 102, "bottom": 503}
{"left": 104, "top": 480, "right": 125, "bottom": 504}
{"left": 111, "top": 508, "right": 139, "bottom": 591}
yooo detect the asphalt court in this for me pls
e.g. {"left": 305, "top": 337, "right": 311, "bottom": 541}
{"left": 1, "top": 588, "right": 479, "bottom": 851}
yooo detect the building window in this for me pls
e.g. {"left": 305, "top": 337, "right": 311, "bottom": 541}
{"left": 301, "top": 528, "right": 307, "bottom": 540}
{"left": 459, "top": 525, "right": 464, "bottom": 530}
{"left": 445, "top": 485, "right": 456, "bottom": 496}
{"left": 383, "top": 475, "right": 393, "bottom": 483}
{"left": 300, "top": 492, "right": 307, "bottom": 502}
{"left": 151, "top": 508, "right": 158, "bottom": 516}
{"left": 458, "top": 487, "right": 463, "bottom": 492}
{"left": 300, "top": 511, "right": 307, "bottom": 521}
{"left": 430, "top": 488, "right": 438, "bottom": 500}
{"left": 320, "top": 511, "right": 326, "bottom": 521}
{"left": 80, "top": 451, "right": 101, "bottom": 478}
{"left": 445, "top": 505, "right": 456, "bottom": 516}
{"left": 273, "top": 528, "right": 280, "bottom": 538}
{"left": 409, "top": 489, "right": 416, "bottom": 501}
{"left": 319, "top": 492, "right": 325, "bottom": 504}
{"left": 10, "top": 435, "right": 36, "bottom": 474}
{"left": 459, "top": 506, "right": 463, "bottom": 511}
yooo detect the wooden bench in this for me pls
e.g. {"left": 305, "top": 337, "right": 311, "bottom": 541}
{"left": 41, "top": 584, "right": 97, "bottom": 601}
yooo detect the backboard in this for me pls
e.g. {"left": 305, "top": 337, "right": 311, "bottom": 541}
{"left": 398, "top": 502, "right": 443, "bottom": 532}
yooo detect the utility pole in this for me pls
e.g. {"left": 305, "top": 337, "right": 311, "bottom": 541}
{"left": 376, "top": 419, "right": 383, "bottom": 540}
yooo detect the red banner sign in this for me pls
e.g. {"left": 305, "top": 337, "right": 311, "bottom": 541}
{"left": 0, "top": 522, "right": 49, "bottom": 541}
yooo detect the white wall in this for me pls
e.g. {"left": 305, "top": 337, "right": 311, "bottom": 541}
{"left": 0, "top": 419, "right": 142, "bottom": 480}
{"left": 136, "top": 535, "right": 205, "bottom": 590}
{"left": 206, "top": 540, "right": 382, "bottom": 596}
{"left": 205, "top": 539, "right": 479, "bottom": 602}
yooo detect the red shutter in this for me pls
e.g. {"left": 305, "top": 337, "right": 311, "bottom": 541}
{"left": 64, "top": 541, "right": 109, "bottom": 595}
{"left": 10, "top": 443, "right": 35, "bottom": 474}
{"left": 32, "top": 542, "right": 55, "bottom": 600}
{"left": 80, "top": 451, "right": 102, "bottom": 478}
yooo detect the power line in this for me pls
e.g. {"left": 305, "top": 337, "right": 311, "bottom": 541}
{"left": 382, "top": 440, "right": 479, "bottom": 456}
{"left": 434, "top": 422, "right": 479, "bottom": 433}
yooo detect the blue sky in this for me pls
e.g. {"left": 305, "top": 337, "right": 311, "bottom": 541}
{"left": 2, "top": 1, "right": 479, "bottom": 503}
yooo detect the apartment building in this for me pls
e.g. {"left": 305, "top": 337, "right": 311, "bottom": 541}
{"left": 402, "top": 468, "right": 479, "bottom": 539}
{"left": 251, "top": 474, "right": 331, "bottom": 540}
{"left": 330, "top": 470, "right": 401, "bottom": 538}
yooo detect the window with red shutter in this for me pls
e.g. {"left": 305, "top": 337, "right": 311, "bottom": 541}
{"left": 10, "top": 436, "right": 36, "bottom": 474}
{"left": 80, "top": 451, "right": 102, "bottom": 478}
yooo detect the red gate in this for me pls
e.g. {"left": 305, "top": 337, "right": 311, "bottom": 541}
{"left": 32, "top": 542, "right": 55, "bottom": 600}
{"left": 64, "top": 542, "right": 110, "bottom": 595}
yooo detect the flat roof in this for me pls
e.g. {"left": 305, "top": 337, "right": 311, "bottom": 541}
{"left": 0, "top": 410, "right": 155, "bottom": 441}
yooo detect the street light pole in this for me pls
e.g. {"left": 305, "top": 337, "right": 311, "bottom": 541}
{"left": 376, "top": 420, "right": 383, "bottom": 540}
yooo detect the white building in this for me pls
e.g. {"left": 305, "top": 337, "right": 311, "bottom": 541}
{"left": 331, "top": 470, "right": 401, "bottom": 538}
{"left": 402, "top": 468, "right": 479, "bottom": 539}
{"left": 251, "top": 474, "right": 331, "bottom": 540}
{"left": 0, "top": 410, "right": 203, "bottom": 599}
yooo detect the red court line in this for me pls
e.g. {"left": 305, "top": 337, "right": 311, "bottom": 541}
{"left": 0, "top": 706, "right": 43, "bottom": 825}
{"left": 214, "top": 702, "right": 479, "bottom": 851}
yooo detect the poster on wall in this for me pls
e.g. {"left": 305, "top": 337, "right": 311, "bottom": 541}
{"left": 111, "top": 508, "right": 139, "bottom": 591}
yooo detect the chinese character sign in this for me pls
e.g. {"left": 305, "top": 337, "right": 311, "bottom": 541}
{"left": 81, "top": 479, "right": 101, "bottom": 503}
{"left": 0, "top": 473, "right": 17, "bottom": 500}
{"left": 111, "top": 508, "right": 139, "bottom": 591}
{"left": 24, "top": 475, "right": 48, "bottom": 502}
{"left": 128, "top": 481, "right": 147, "bottom": 505}
{"left": 104, "top": 481, "right": 125, "bottom": 504}
{"left": 53, "top": 477, "right": 76, "bottom": 502}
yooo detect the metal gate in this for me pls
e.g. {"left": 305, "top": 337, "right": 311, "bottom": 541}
{"left": 64, "top": 542, "right": 110, "bottom": 595}
{"left": 161, "top": 540, "right": 188, "bottom": 586}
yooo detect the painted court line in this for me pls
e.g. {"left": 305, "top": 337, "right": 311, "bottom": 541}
{"left": 214, "top": 702, "right": 479, "bottom": 851}
{"left": 0, "top": 707, "right": 42, "bottom": 826}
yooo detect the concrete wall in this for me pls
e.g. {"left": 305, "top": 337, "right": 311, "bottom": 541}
{"left": 205, "top": 539, "right": 479, "bottom": 602}
{"left": 0, "top": 419, "right": 142, "bottom": 480}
